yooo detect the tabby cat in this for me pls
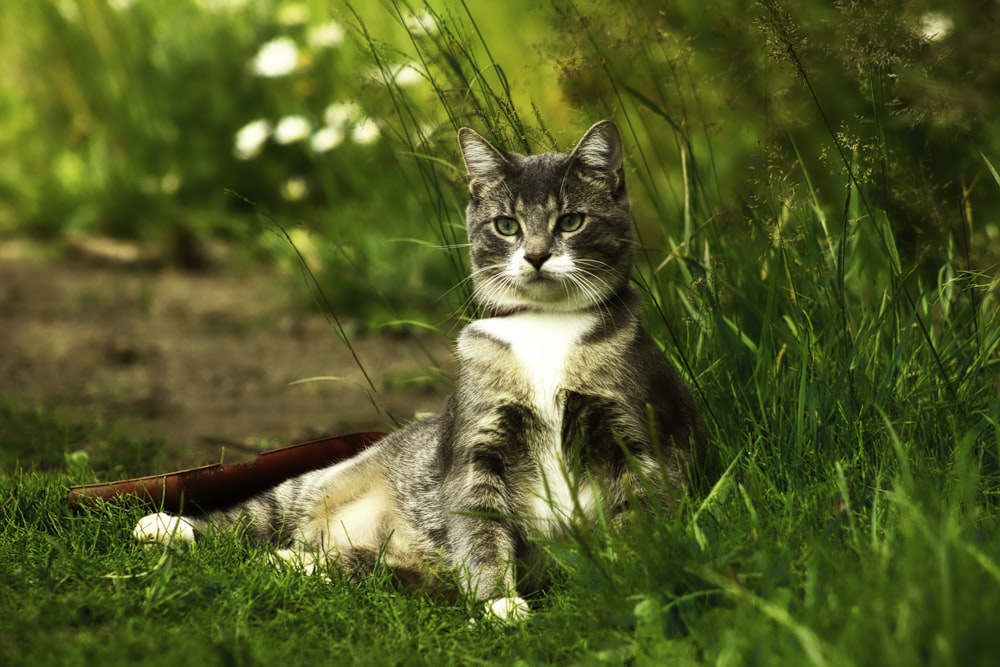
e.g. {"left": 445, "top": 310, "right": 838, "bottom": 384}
{"left": 134, "top": 120, "right": 709, "bottom": 622}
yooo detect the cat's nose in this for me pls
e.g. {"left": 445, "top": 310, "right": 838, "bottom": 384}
{"left": 523, "top": 252, "right": 551, "bottom": 270}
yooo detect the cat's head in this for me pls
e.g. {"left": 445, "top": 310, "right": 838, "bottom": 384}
{"left": 457, "top": 121, "right": 634, "bottom": 314}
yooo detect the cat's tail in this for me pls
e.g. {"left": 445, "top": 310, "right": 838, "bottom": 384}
{"left": 132, "top": 443, "right": 387, "bottom": 547}
{"left": 131, "top": 487, "right": 298, "bottom": 546}
{"left": 130, "top": 481, "right": 304, "bottom": 548}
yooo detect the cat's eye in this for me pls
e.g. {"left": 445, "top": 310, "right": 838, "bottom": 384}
{"left": 556, "top": 213, "right": 584, "bottom": 233}
{"left": 494, "top": 217, "right": 520, "bottom": 236}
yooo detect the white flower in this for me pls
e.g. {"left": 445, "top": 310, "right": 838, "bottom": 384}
{"left": 281, "top": 177, "right": 309, "bottom": 202}
{"left": 234, "top": 118, "right": 271, "bottom": 159}
{"left": 351, "top": 118, "right": 380, "bottom": 145}
{"left": 55, "top": 0, "right": 80, "bottom": 22}
{"left": 160, "top": 172, "right": 181, "bottom": 195}
{"left": 404, "top": 10, "right": 437, "bottom": 36}
{"left": 274, "top": 115, "right": 312, "bottom": 144}
{"left": 393, "top": 63, "right": 424, "bottom": 87}
{"left": 251, "top": 37, "right": 299, "bottom": 77}
{"left": 324, "top": 101, "right": 360, "bottom": 128}
{"left": 308, "top": 21, "right": 345, "bottom": 48}
{"left": 283, "top": 228, "right": 319, "bottom": 271}
{"left": 278, "top": 3, "right": 309, "bottom": 26}
{"left": 919, "top": 12, "right": 953, "bottom": 43}
{"left": 310, "top": 125, "right": 345, "bottom": 152}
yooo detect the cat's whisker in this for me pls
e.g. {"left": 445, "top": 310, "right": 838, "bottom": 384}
{"left": 459, "top": 265, "right": 506, "bottom": 293}
{"left": 571, "top": 259, "right": 630, "bottom": 307}
{"left": 573, "top": 257, "right": 628, "bottom": 283}
{"left": 565, "top": 271, "right": 612, "bottom": 327}
{"left": 581, "top": 269, "right": 629, "bottom": 318}
{"left": 567, "top": 264, "right": 613, "bottom": 298}
{"left": 441, "top": 262, "right": 510, "bottom": 308}
{"left": 472, "top": 269, "right": 518, "bottom": 313}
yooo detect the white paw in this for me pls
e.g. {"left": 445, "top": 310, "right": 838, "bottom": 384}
{"left": 270, "top": 548, "right": 332, "bottom": 582}
{"left": 483, "top": 596, "right": 531, "bottom": 623}
{"left": 133, "top": 513, "right": 196, "bottom": 545}
{"left": 271, "top": 548, "right": 315, "bottom": 572}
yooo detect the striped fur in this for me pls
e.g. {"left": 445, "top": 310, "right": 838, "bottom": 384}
{"left": 134, "top": 121, "right": 709, "bottom": 623}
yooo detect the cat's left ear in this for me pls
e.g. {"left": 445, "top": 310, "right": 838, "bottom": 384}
{"left": 458, "top": 127, "right": 511, "bottom": 197}
{"left": 568, "top": 120, "right": 625, "bottom": 195}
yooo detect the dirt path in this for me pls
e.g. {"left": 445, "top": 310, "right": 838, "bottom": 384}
{"left": 0, "top": 254, "right": 452, "bottom": 468}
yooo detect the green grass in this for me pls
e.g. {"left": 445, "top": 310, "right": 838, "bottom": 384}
{"left": 3, "top": 353, "right": 999, "bottom": 665}
{"left": 3, "top": 0, "right": 1000, "bottom": 664}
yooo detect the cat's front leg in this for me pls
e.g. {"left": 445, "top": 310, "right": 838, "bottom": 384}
{"left": 448, "top": 509, "right": 530, "bottom": 623}
{"left": 446, "top": 418, "right": 535, "bottom": 623}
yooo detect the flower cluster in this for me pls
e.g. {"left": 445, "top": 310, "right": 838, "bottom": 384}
{"left": 232, "top": 4, "right": 436, "bottom": 201}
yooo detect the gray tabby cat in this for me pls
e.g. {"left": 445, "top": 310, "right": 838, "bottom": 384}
{"left": 134, "top": 120, "right": 709, "bottom": 622}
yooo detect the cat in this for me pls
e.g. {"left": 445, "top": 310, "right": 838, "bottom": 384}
{"left": 134, "top": 120, "right": 709, "bottom": 623}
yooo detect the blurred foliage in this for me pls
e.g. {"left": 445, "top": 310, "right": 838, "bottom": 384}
{"left": 0, "top": 0, "right": 461, "bottom": 322}
{"left": 0, "top": 0, "right": 997, "bottom": 323}
{"left": 544, "top": 0, "right": 1000, "bottom": 275}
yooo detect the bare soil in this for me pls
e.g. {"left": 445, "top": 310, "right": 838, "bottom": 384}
{"left": 0, "top": 253, "right": 453, "bottom": 469}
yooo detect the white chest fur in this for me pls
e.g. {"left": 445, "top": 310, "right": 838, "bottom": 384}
{"left": 465, "top": 311, "right": 598, "bottom": 532}
{"left": 467, "top": 310, "right": 595, "bottom": 423}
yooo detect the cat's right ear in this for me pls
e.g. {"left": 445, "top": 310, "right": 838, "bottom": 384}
{"left": 458, "top": 127, "right": 510, "bottom": 197}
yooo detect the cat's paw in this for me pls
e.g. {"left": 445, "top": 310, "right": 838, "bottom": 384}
{"left": 270, "top": 548, "right": 316, "bottom": 573}
{"left": 483, "top": 596, "right": 531, "bottom": 623}
{"left": 133, "top": 513, "right": 196, "bottom": 546}
{"left": 270, "top": 548, "right": 332, "bottom": 582}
